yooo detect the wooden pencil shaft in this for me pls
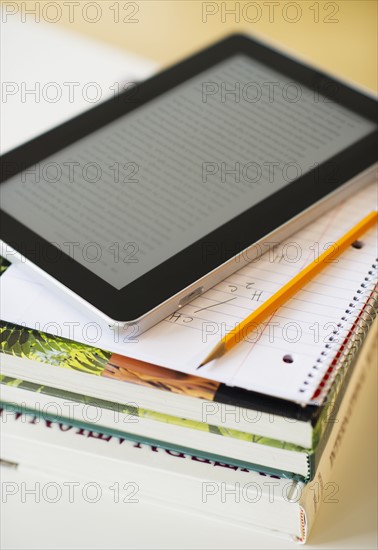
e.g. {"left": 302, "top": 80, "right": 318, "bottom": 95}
{"left": 198, "top": 211, "right": 377, "bottom": 367}
{"left": 222, "top": 211, "right": 378, "bottom": 352}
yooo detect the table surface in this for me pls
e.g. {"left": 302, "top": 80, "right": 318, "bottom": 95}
{"left": 1, "top": 2, "right": 377, "bottom": 548}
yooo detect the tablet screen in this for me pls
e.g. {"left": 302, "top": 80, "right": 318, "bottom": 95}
{"left": 2, "top": 54, "right": 375, "bottom": 289}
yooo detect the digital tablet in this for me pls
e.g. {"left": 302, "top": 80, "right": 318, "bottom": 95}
{"left": 1, "top": 34, "right": 377, "bottom": 333}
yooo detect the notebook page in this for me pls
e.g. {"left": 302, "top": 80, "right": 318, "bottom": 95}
{"left": 1, "top": 182, "right": 377, "bottom": 405}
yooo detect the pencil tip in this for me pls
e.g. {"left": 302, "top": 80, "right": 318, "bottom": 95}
{"left": 197, "top": 343, "right": 226, "bottom": 370}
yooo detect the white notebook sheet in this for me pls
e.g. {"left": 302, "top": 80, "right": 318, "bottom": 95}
{"left": 1, "top": 181, "right": 377, "bottom": 406}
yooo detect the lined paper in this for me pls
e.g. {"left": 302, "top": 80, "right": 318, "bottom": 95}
{"left": 1, "top": 182, "right": 377, "bottom": 405}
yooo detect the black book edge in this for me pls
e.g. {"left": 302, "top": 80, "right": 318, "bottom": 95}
{"left": 214, "top": 312, "right": 367, "bottom": 424}
{"left": 214, "top": 325, "right": 367, "bottom": 426}
{"left": 215, "top": 384, "right": 319, "bottom": 424}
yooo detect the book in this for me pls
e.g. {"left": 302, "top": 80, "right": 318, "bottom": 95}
{"left": 1, "top": 178, "right": 377, "bottom": 478}
{"left": 1, "top": 317, "right": 376, "bottom": 543}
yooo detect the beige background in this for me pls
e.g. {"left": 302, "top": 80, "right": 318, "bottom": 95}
{"left": 5, "top": 0, "right": 376, "bottom": 91}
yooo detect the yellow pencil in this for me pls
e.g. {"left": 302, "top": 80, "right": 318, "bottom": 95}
{"left": 197, "top": 210, "right": 378, "bottom": 369}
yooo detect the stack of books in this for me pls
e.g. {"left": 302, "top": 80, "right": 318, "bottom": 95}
{"left": 1, "top": 179, "right": 377, "bottom": 543}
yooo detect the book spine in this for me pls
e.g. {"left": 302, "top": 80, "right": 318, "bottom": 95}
{"left": 312, "top": 294, "right": 378, "bottom": 470}
{"left": 312, "top": 283, "right": 378, "bottom": 445}
{"left": 299, "top": 317, "right": 378, "bottom": 543}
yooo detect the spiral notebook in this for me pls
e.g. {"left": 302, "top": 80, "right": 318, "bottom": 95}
{"left": 1, "top": 179, "right": 377, "bottom": 408}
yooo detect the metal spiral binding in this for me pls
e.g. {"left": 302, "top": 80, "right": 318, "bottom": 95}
{"left": 316, "top": 284, "right": 378, "bottom": 406}
{"left": 298, "top": 259, "right": 378, "bottom": 404}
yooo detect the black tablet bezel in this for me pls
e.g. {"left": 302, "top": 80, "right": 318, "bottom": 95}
{"left": 1, "top": 34, "right": 377, "bottom": 321}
